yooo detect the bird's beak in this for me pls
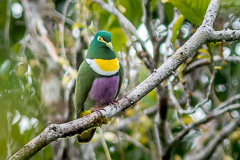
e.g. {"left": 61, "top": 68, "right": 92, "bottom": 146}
{"left": 106, "top": 42, "right": 113, "bottom": 51}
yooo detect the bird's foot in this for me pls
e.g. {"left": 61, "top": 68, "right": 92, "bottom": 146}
{"left": 108, "top": 100, "right": 119, "bottom": 110}
{"left": 92, "top": 107, "right": 112, "bottom": 125}
{"left": 108, "top": 100, "right": 118, "bottom": 105}
{"left": 92, "top": 107, "right": 106, "bottom": 113}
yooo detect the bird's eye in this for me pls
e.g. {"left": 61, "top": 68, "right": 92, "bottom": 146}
{"left": 97, "top": 36, "right": 103, "bottom": 42}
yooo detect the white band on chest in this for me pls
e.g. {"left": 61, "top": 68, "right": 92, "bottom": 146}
{"left": 86, "top": 58, "right": 120, "bottom": 76}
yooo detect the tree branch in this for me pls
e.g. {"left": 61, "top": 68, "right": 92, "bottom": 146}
{"left": 214, "top": 93, "right": 240, "bottom": 111}
{"left": 21, "top": 0, "right": 77, "bottom": 79}
{"left": 167, "top": 81, "right": 186, "bottom": 127}
{"left": 184, "top": 55, "right": 240, "bottom": 74}
{"left": 4, "top": 0, "right": 11, "bottom": 49}
{"left": 119, "top": 131, "right": 150, "bottom": 153}
{"left": 185, "top": 117, "right": 240, "bottom": 160}
{"left": 166, "top": 103, "right": 240, "bottom": 157}
{"left": 9, "top": 112, "right": 102, "bottom": 160}
{"left": 209, "top": 29, "right": 240, "bottom": 41}
{"left": 10, "top": 0, "right": 240, "bottom": 159}
{"left": 59, "top": 0, "right": 72, "bottom": 59}
{"left": 181, "top": 44, "right": 217, "bottom": 114}
{"left": 141, "top": 0, "right": 157, "bottom": 42}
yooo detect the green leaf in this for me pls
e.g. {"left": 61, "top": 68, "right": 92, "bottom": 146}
{"left": 178, "top": 63, "right": 184, "bottom": 80}
{"left": 151, "top": 0, "right": 159, "bottom": 10}
{"left": 72, "top": 22, "right": 85, "bottom": 29}
{"left": 104, "top": 15, "right": 117, "bottom": 31}
{"left": 12, "top": 43, "right": 21, "bottom": 54}
{"left": 163, "top": 2, "right": 174, "bottom": 25}
{"left": 198, "top": 48, "right": 211, "bottom": 57}
{"left": 198, "top": 48, "right": 211, "bottom": 62}
{"left": 120, "top": 0, "right": 142, "bottom": 27}
{"left": 162, "top": 0, "right": 210, "bottom": 25}
{"left": 88, "top": 3, "right": 119, "bottom": 30}
{"left": 148, "top": 90, "right": 157, "bottom": 102}
{"left": 0, "top": 1, "right": 6, "bottom": 29}
{"left": 172, "top": 14, "right": 185, "bottom": 43}
{"left": 109, "top": 27, "right": 128, "bottom": 52}
{"left": 197, "top": 54, "right": 210, "bottom": 60}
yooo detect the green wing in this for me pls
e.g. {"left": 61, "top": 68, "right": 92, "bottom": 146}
{"left": 74, "top": 60, "right": 95, "bottom": 118}
{"left": 116, "top": 62, "right": 124, "bottom": 97}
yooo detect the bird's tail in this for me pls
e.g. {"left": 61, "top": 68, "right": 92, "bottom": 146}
{"left": 77, "top": 128, "right": 96, "bottom": 143}
{"left": 77, "top": 110, "right": 96, "bottom": 143}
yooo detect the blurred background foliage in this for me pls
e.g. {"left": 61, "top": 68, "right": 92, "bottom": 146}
{"left": 1, "top": 0, "right": 240, "bottom": 160}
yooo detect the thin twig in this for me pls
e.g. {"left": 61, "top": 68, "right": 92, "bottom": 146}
{"left": 53, "top": 10, "right": 75, "bottom": 26}
{"left": 60, "top": 0, "right": 72, "bottom": 59}
{"left": 99, "top": 128, "right": 112, "bottom": 160}
{"left": 154, "top": 122, "right": 162, "bottom": 158}
{"left": 181, "top": 50, "right": 217, "bottom": 115}
{"left": 167, "top": 81, "right": 186, "bottom": 128}
{"left": 5, "top": 0, "right": 11, "bottom": 49}
{"left": 214, "top": 94, "right": 240, "bottom": 111}
{"left": 184, "top": 55, "right": 240, "bottom": 73}
{"left": 164, "top": 9, "right": 178, "bottom": 62}
{"left": 169, "top": 103, "right": 240, "bottom": 151}
{"left": 167, "top": 81, "right": 184, "bottom": 113}
{"left": 21, "top": 0, "right": 77, "bottom": 79}
{"left": 119, "top": 131, "right": 150, "bottom": 153}
{"left": 185, "top": 117, "right": 240, "bottom": 160}
{"left": 141, "top": 0, "right": 157, "bottom": 42}
{"left": 156, "top": 1, "right": 164, "bottom": 24}
{"left": 116, "top": 106, "right": 157, "bottom": 130}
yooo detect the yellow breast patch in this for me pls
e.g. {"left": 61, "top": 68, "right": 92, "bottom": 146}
{"left": 86, "top": 58, "right": 120, "bottom": 76}
{"left": 94, "top": 58, "right": 119, "bottom": 72}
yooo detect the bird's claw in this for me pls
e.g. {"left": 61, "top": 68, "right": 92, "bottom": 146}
{"left": 92, "top": 107, "right": 106, "bottom": 117}
{"left": 108, "top": 100, "right": 118, "bottom": 105}
{"left": 108, "top": 100, "right": 119, "bottom": 110}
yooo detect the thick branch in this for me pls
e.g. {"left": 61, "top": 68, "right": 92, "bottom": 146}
{"left": 202, "top": 0, "right": 220, "bottom": 27}
{"left": 209, "top": 29, "right": 240, "bottom": 41}
{"left": 10, "top": 0, "right": 240, "bottom": 159}
{"left": 9, "top": 112, "right": 101, "bottom": 160}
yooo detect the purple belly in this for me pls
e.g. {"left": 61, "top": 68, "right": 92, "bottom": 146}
{"left": 90, "top": 76, "right": 119, "bottom": 106}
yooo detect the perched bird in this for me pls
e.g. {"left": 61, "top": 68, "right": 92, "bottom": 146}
{"left": 74, "top": 30, "right": 124, "bottom": 143}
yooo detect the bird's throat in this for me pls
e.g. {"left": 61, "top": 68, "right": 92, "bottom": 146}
{"left": 94, "top": 58, "right": 119, "bottom": 71}
{"left": 86, "top": 58, "right": 120, "bottom": 76}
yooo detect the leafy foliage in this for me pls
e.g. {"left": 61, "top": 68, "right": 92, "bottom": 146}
{"left": 1, "top": 0, "right": 240, "bottom": 160}
{"left": 162, "top": 0, "right": 211, "bottom": 25}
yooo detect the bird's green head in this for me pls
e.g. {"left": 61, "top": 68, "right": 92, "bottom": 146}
{"left": 86, "top": 30, "right": 116, "bottom": 60}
